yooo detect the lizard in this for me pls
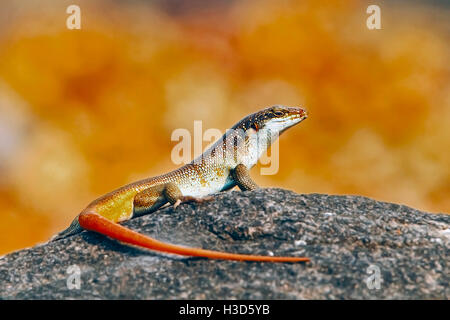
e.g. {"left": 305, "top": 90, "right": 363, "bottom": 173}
{"left": 52, "top": 105, "right": 309, "bottom": 263}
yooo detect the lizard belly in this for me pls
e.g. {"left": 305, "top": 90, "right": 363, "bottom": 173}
{"left": 178, "top": 168, "right": 234, "bottom": 198}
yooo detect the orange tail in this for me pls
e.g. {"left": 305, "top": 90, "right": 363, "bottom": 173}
{"left": 78, "top": 211, "right": 310, "bottom": 263}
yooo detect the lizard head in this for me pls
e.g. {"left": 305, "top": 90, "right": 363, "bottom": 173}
{"left": 233, "top": 105, "right": 307, "bottom": 136}
{"left": 226, "top": 105, "right": 307, "bottom": 168}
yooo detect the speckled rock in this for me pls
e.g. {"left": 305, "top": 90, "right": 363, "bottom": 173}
{"left": 0, "top": 188, "right": 448, "bottom": 299}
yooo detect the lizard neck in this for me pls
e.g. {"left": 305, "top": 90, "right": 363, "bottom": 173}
{"left": 192, "top": 126, "right": 273, "bottom": 171}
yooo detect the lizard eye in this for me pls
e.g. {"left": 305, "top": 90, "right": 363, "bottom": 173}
{"left": 274, "top": 111, "right": 284, "bottom": 117}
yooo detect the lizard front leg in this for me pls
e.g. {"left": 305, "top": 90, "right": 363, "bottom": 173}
{"left": 232, "top": 164, "right": 259, "bottom": 191}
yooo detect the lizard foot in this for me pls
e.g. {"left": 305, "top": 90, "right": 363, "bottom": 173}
{"left": 173, "top": 199, "right": 182, "bottom": 210}
{"left": 172, "top": 195, "right": 214, "bottom": 210}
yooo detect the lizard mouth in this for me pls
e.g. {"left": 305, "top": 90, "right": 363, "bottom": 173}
{"left": 277, "top": 108, "right": 307, "bottom": 134}
{"left": 287, "top": 108, "right": 308, "bottom": 123}
{"left": 293, "top": 107, "right": 308, "bottom": 119}
{"left": 280, "top": 106, "right": 308, "bottom": 123}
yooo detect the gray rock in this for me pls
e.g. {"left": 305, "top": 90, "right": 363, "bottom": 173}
{"left": 0, "top": 188, "right": 448, "bottom": 299}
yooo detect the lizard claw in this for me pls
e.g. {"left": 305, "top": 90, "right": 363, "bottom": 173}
{"left": 173, "top": 199, "right": 182, "bottom": 210}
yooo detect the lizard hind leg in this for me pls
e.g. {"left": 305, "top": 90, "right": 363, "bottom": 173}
{"left": 133, "top": 182, "right": 213, "bottom": 216}
{"left": 133, "top": 184, "right": 168, "bottom": 217}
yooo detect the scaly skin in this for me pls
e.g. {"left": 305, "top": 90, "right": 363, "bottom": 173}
{"left": 53, "top": 106, "right": 309, "bottom": 262}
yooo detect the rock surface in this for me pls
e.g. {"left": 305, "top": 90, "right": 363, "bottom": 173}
{"left": 0, "top": 188, "right": 448, "bottom": 299}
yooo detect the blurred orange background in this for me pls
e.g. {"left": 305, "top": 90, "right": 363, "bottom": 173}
{"left": 0, "top": 0, "right": 449, "bottom": 255}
